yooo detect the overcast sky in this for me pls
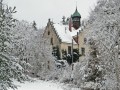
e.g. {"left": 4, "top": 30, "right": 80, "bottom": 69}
{"left": 4, "top": 0, "right": 98, "bottom": 28}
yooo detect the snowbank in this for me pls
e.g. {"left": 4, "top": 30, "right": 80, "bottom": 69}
{"left": 8, "top": 80, "right": 63, "bottom": 90}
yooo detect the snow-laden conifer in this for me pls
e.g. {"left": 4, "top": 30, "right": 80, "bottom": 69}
{"left": 0, "top": 1, "right": 27, "bottom": 90}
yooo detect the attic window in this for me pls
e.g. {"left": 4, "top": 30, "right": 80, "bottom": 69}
{"left": 48, "top": 31, "right": 50, "bottom": 35}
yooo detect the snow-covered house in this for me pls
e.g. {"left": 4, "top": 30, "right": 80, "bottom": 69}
{"left": 43, "top": 7, "right": 82, "bottom": 59}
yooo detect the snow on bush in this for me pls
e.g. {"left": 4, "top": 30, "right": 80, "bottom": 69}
{"left": 84, "top": 0, "right": 120, "bottom": 89}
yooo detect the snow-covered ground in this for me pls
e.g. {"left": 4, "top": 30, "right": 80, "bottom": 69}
{"left": 8, "top": 79, "right": 81, "bottom": 90}
{"left": 8, "top": 80, "right": 64, "bottom": 90}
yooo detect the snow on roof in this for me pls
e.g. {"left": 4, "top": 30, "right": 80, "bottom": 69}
{"left": 71, "top": 27, "right": 81, "bottom": 36}
{"left": 53, "top": 23, "right": 80, "bottom": 44}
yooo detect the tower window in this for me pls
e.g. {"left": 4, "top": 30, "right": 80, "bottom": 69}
{"left": 73, "top": 18, "right": 79, "bottom": 21}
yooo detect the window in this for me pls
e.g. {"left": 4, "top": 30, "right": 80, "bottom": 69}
{"left": 48, "top": 31, "right": 50, "bottom": 35}
{"left": 51, "top": 38, "right": 53, "bottom": 45}
{"left": 84, "top": 38, "right": 87, "bottom": 44}
{"left": 68, "top": 46, "right": 71, "bottom": 54}
{"left": 81, "top": 47, "right": 85, "bottom": 55}
{"left": 73, "top": 18, "right": 79, "bottom": 21}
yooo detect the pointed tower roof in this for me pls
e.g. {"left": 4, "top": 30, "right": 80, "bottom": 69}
{"left": 72, "top": 7, "right": 81, "bottom": 18}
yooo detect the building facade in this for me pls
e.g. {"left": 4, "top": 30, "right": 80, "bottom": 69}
{"left": 43, "top": 7, "right": 87, "bottom": 60}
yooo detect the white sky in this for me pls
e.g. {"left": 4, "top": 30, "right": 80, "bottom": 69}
{"left": 4, "top": 0, "right": 98, "bottom": 28}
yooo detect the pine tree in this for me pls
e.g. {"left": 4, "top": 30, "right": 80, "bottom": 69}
{"left": 0, "top": 1, "right": 26, "bottom": 90}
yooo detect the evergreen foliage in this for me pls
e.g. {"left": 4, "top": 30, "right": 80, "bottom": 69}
{"left": 0, "top": 1, "right": 27, "bottom": 90}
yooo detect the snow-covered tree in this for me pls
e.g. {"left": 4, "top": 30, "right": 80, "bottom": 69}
{"left": 0, "top": 1, "right": 26, "bottom": 90}
{"left": 11, "top": 20, "right": 58, "bottom": 80}
{"left": 11, "top": 20, "right": 36, "bottom": 75}
{"left": 29, "top": 29, "right": 57, "bottom": 80}
{"left": 84, "top": 0, "right": 120, "bottom": 89}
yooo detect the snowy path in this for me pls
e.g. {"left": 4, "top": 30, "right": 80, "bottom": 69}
{"left": 8, "top": 80, "right": 64, "bottom": 90}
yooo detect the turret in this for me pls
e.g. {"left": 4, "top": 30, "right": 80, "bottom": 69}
{"left": 72, "top": 7, "right": 81, "bottom": 30}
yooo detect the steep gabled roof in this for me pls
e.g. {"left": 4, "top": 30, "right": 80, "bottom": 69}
{"left": 52, "top": 23, "right": 81, "bottom": 44}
